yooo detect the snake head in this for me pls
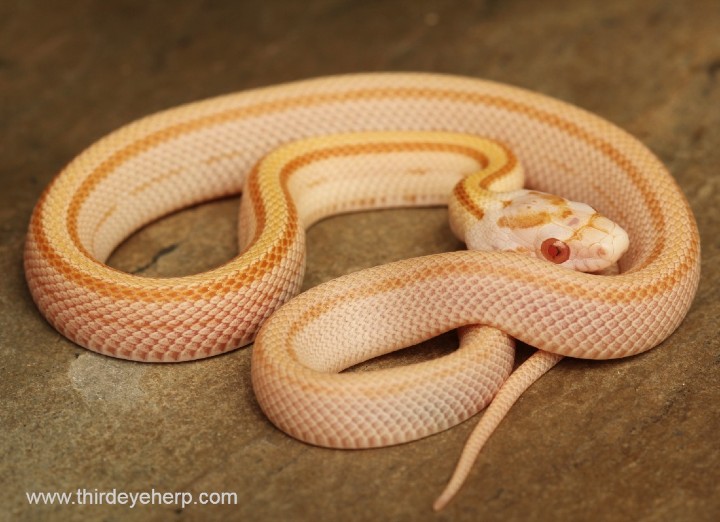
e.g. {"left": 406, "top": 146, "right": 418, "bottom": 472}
{"left": 498, "top": 190, "right": 630, "bottom": 272}
{"left": 464, "top": 189, "right": 629, "bottom": 273}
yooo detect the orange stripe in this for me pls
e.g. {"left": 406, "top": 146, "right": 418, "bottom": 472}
{"left": 453, "top": 141, "right": 518, "bottom": 221}
{"left": 32, "top": 85, "right": 692, "bottom": 305}
{"left": 34, "top": 139, "right": 494, "bottom": 307}
{"left": 90, "top": 204, "right": 117, "bottom": 249}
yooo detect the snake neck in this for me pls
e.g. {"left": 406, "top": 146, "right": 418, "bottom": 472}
{"left": 449, "top": 185, "right": 527, "bottom": 252}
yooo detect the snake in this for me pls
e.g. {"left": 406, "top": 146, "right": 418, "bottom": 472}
{"left": 24, "top": 73, "right": 700, "bottom": 510}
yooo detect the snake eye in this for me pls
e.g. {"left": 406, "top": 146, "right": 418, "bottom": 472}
{"left": 541, "top": 238, "right": 570, "bottom": 264}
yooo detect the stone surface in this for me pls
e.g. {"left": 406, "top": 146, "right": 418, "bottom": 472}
{"left": 1, "top": 1, "right": 719, "bottom": 521}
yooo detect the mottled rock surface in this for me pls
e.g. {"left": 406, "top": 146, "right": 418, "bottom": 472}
{"left": 1, "top": 1, "right": 718, "bottom": 521}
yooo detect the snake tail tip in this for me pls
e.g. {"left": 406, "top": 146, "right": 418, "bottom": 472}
{"left": 432, "top": 490, "right": 454, "bottom": 512}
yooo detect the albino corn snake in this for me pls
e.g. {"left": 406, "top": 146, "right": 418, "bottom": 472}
{"left": 24, "top": 73, "right": 700, "bottom": 510}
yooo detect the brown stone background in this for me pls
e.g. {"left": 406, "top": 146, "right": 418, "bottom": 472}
{"left": 1, "top": 1, "right": 719, "bottom": 521}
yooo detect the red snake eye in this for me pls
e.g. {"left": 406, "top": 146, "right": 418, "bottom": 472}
{"left": 541, "top": 238, "right": 570, "bottom": 264}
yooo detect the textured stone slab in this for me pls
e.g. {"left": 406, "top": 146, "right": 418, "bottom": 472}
{"left": 1, "top": 1, "right": 718, "bottom": 521}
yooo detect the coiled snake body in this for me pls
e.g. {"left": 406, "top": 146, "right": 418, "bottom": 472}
{"left": 24, "top": 73, "right": 700, "bottom": 509}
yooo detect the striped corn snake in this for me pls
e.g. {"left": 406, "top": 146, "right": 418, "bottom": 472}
{"left": 25, "top": 73, "right": 700, "bottom": 509}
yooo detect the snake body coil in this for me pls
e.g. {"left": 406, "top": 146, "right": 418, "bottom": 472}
{"left": 24, "top": 73, "right": 700, "bottom": 509}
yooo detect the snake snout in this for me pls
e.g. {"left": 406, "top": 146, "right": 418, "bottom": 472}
{"left": 579, "top": 218, "right": 630, "bottom": 272}
{"left": 599, "top": 219, "right": 630, "bottom": 263}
